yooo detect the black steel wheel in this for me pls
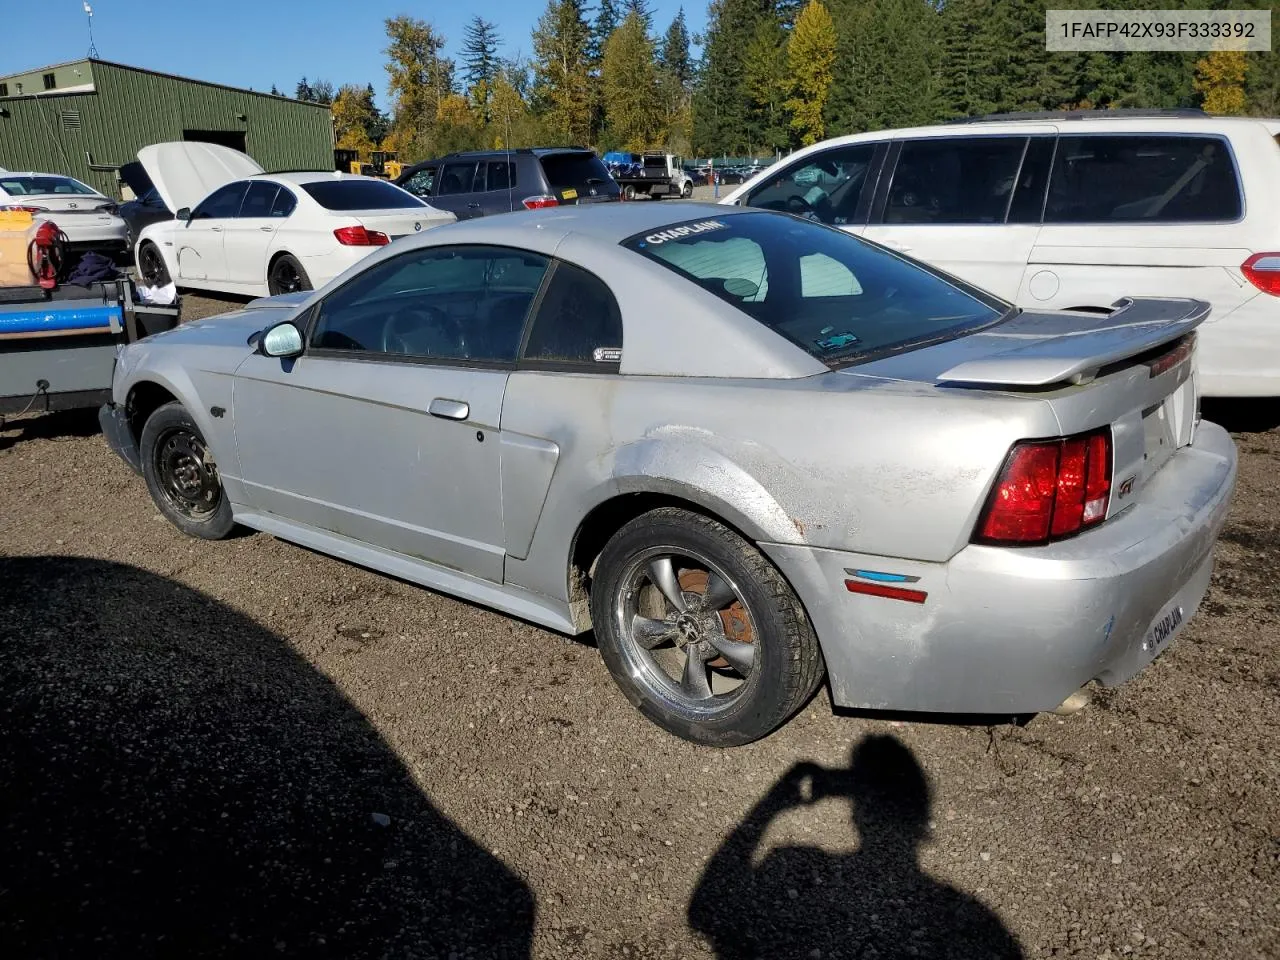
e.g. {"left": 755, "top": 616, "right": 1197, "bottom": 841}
{"left": 681, "top": 181, "right": 693, "bottom": 199}
{"left": 137, "top": 242, "right": 169, "bottom": 285}
{"left": 268, "top": 254, "right": 312, "bottom": 296}
{"left": 139, "top": 402, "right": 236, "bottom": 540}
{"left": 591, "top": 507, "right": 824, "bottom": 746}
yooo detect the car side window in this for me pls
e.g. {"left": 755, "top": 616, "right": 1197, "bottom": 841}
{"left": 437, "top": 161, "right": 478, "bottom": 196}
{"left": 192, "top": 182, "right": 249, "bottom": 220}
{"left": 310, "top": 245, "right": 550, "bottom": 364}
{"left": 270, "top": 186, "right": 297, "bottom": 218}
{"left": 1045, "top": 135, "right": 1242, "bottom": 223}
{"left": 521, "top": 262, "right": 623, "bottom": 368}
{"left": 240, "top": 181, "right": 280, "bottom": 218}
{"left": 883, "top": 137, "right": 1026, "bottom": 225}
{"left": 487, "top": 161, "right": 516, "bottom": 191}
{"left": 745, "top": 144, "right": 876, "bottom": 226}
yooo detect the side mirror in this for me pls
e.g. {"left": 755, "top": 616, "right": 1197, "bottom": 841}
{"left": 260, "top": 322, "right": 303, "bottom": 358}
{"left": 176, "top": 207, "right": 191, "bottom": 222}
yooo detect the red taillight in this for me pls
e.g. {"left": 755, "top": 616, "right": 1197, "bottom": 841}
{"left": 333, "top": 225, "right": 389, "bottom": 246}
{"left": 976, "top": 429, "right": 1112, "bottom": 545}
{"left": 522, "top": 195, "right": 559, "bottom": 210}
{"left": 1242, "top": 253, "right": 1280, "bottom": 295}
{"left": 2, "top": 204, "right": 47, "bottom": 214}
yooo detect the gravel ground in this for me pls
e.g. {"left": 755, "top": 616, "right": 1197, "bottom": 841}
{"left": 1, "top": 294, "right": 1277, "bottom": 959}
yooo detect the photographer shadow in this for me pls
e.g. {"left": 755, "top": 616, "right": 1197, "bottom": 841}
{"left": 0, "top": 555, "right": 534, "bottom": 959}
{"left": 688, "top": 735, "right": 1023, "bottom": 960}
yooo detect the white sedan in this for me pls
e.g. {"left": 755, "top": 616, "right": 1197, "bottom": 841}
{"left": 0, "top": 170, "right": 128, "bottom": 253}
{"left": 134, "top": 142, "right": 455, "bottom": 297}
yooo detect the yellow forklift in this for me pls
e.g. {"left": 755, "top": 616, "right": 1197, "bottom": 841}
{"left": 334, "top": 150, "right": 401, "bottom": 180}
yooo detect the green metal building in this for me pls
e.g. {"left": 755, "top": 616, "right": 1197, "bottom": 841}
{"left": 0, "top": 59, "right": 333, "bottom": 198}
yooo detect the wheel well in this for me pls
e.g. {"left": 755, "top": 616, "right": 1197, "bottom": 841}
{"left": 567, "top": 492, "right": 755, "bottom": 607}
{"left": 125, "top": 381, "right": 178, "bottom": 444}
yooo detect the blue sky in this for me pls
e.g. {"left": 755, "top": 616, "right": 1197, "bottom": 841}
{"left": 6, "top": 0, "right": 705, "bottom": 109}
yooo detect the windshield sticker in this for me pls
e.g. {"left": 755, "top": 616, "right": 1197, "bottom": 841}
{"left": 643, "top": 220, "right": 728, "bottom": 245}
{"left": 814, "top": 331, "right": 859, "bottom": 352}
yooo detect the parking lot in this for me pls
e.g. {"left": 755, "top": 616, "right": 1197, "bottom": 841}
{"left": 0, "top": 292, "right": 1276, "bottom": 959}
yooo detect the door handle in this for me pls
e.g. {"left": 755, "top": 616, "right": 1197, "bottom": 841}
{"left": 211, "top": 226, "right": 223, "bottom": 232}
{"left": 428, "top": 398, "right": 469, "bottom": 421}
{"left": 467, "top": 202, "right": 481, "bottom": 208}
{"left": 259, "top": 225, "right": 274, "bottom": 232}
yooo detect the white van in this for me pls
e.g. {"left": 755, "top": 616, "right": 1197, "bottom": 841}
{"left": 722, "top": 110, "right": 1280, "bottom": 397}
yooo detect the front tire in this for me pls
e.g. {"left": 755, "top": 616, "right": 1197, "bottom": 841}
{"left": 590, "top": 507, "right": 824, "bottom": 746}
{"left": 139, "top": 402, "right": 236, "bottom": 540}
{"left": 137, "top": 242, "right": 169, "bottom": 285}
{"left": 268, "top": 254, "right": 312, "bottom": 296}
{"left": 681, "top": 181, "right": 693, "bottom": 199}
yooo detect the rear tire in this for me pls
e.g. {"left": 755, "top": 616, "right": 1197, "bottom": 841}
{"left": 139, "top": 402, "right": 236, "bottom": 540}
{"left": 268, "top": 254, "right": 312, "bottom": 296}
{"left": 623, "top": 185, "right": 637, "bottom": 201}
{"left": 590, "top": 507, "right": 825, "bottom": 746}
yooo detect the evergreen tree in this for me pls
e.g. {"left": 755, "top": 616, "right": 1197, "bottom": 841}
{"left": 463, "top": 18, "right": 501, "bottom": 93}
{"left": 658, "top": 8, "right": 695, "bottom": 150}
{"left": 602, "top": 11, "right": 663, "bottom": 149}
{"left": 295, "top": 77, "right": 313, "bottom": 102}
{"left": 269, "top": 84, "right": 281, "bottom": 96}
{"left": 825, "top": 0, "right": 941, "bottom": 134}
{"left": 623, "top": 0, "right": 654, "bottom": 32}
{"left": 743, "top": 16, "right": 789, "bottom": 152}
{"left": 692, "top": 0, "right": 778, "bottom": 155}
{"left": 591, "top": 0, "right": 621, "bottom": 63}
{"left": 786, "top": 0, "right": 836, "bottom": 145}
{"left": 532, "top": 0, "right": 595, "bottom": 145}
{"left": 658, "top": 8, "right": 693, "bottom": 88}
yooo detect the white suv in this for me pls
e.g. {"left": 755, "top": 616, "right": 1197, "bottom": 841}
{"left": 722, "top": 110, "right": 1280, "bottom": 397}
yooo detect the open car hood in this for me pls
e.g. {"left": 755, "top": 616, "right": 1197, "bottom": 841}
{"left": 136, "top": 142, "right": 264, "bottom": 214}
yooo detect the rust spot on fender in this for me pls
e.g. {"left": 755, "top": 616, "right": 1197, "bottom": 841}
{"left": 792, "top": 517, "right": 806, "bottom": 536}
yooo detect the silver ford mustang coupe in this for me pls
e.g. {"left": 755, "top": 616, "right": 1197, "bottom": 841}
{"left": 100, "top": 203, "right": 1236, "bottom": 745}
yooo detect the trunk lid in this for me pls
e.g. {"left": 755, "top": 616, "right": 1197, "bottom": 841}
{"left": 347, "top": 207, "right": 455, "bottom": 241}
{"left": 137, "top": 141, "right": 264, "bottom": 214}
{"left": 844, "top": 297, "right": 1209, "bottom": 510}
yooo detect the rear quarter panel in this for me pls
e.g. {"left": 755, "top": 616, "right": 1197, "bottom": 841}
{"left": 500, "top": 370, "right": 1059, "bottom": 604}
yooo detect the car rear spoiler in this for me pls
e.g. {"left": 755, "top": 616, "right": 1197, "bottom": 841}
{"left": 936, "top": 298, "right": 1210, "bottom": 388}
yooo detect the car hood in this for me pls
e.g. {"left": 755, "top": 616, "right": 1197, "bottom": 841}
{"left": 143, "top": 304, "right": 295, "bottom": 350}
{"left": 137, "top": 141, "right": 264, "bottom": 213}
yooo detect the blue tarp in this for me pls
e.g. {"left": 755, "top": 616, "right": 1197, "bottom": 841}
{"left": 0, "top": 303, "right": 121, "bottom": 336}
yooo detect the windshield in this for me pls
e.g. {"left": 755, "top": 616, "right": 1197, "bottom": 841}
{"left": 0, "top": 175, "right": 98, "bottom": 197}
{"left": 300, "top": 179, "right": 427, "bottom": 211}
{"left": 622, "top": 212, "right": 1008, "bottom": 367}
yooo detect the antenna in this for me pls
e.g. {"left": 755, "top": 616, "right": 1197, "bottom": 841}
{"left": 84, "top": 2, "right": 99, "bottom": 58}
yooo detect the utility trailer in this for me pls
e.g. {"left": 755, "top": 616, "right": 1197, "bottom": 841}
{"left": 0, "top": 280, "right": 179, "bottom": 418}
{"left": 611, "top": 154, "right": 694, "bottom": 201}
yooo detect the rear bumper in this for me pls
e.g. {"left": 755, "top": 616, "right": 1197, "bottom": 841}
{"left": 763, "top": 421, "right": 1237, "bottom": 714}
{"left": 99, "top": 401, "right": 141, "bottom": 474}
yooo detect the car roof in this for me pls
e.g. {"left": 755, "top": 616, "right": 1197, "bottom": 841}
{"left": 404, "top": 201, "right": 750, "bottom": 249}
{"left": 440, "top": 147, "right": 595, "bottom": 160}
{"left": 252, "top": 171, "right": 394, "bottom": 187}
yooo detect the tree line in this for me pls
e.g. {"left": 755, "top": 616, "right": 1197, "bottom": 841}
{"left": 284, "top": 0, "right": 1280, "bottom": 164}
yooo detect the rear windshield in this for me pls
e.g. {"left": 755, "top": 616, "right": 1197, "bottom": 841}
{"left": 300, "top": 179, "right": 427, "bottom": 211}
{"left": 539, "top": 152, "right": 619, "bottom": 195}
{"left": 622, "top": 212, "right": 1008, "bottom": 367}
{"left": 0, "top": 175, "right": 98, "bottom": 197}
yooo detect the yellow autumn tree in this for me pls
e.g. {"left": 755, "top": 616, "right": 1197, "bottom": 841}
{"left": 1194, "top": 50, "right": 1248, "bottom": 115}
{"left": 785, "top": 0, "right": 837, "bottom": 146}
{"left": 332, "top": 84, "right": 378, "bottom": 158}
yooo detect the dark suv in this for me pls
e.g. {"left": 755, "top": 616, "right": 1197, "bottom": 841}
{"left": 393, "top": 147, "right": 620, "bottom": 220}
